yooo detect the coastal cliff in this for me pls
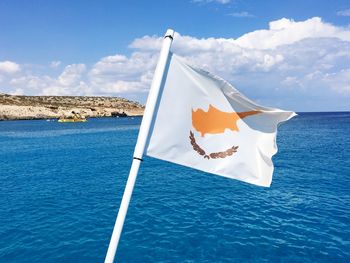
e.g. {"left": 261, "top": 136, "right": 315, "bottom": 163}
{"left": 0, "top": 93, "right": 144, "bottom": 120}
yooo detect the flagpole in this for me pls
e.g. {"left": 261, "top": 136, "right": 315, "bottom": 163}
{"left": 104, "top": 29, "right": 174, "bottom": 263}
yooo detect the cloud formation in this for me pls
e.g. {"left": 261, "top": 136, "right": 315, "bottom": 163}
{"left": 1, "top": 17, "right": 350, "bottom": 111}
{"left": 192, "top": 0, "right": 231, "bottom": 4}
{"left": 50, "top": 60, "right": 61, "bottom": 68}
{"left": 228, "top": 11, "right": 254, "bottom": 18}
{"left": 0, "top": 61, "right": 20, "bottom": 74}
{"left": 9, "top": 64, "right": 89, "bottom": 96}
{"left": 337, "top": 9, "right": 350, "bottom": 17}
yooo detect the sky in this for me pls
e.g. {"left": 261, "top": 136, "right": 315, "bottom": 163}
{"left": 1, "top": 0, "right": 350, "bottom": 111}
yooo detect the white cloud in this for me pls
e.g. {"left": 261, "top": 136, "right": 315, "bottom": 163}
{"left": 130, "top": 17, "right": 350, "bottom": 52}
{"left": 234, "top": 17, "right": 350, "bottom": 49}
{"left": 12, "top": 88, "right": 25, "bottom": 95}
{"left": 129, "top": 35, "right": 163, "bottom": 51}
{"left": 88, "top": 52, "right": 158, "bottom": 95}
{"left": 2, "top": 17, "right": 350, "bottom": 110}
{"left": 9, "top": 64, "right": 89, "bottom": 96}
{"left": 228, "top": 11, "right": 254, "bottom": 18}
{"left": 58, "top": 64, "right": 86, "bottom": 86}
{"left": 337, "top": 9, "right": 350, "bottom": 17}
{"left": 192, "top": 0, "right": 231, "bottom": 4}
{"left": 0, "top": 61, "right": 20, "bottom": 74}
{"left": 323, "top": 68, "right": 350, "bottom": 94}
{"left": 120, "top": 17, "right": 350, "bottom": 110}
{"left": 50, "top": 60, "right": 61, "bottom": 68}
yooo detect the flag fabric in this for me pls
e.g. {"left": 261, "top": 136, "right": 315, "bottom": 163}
{"left": 145, "top": 54, "right": 296, "bottom": 187}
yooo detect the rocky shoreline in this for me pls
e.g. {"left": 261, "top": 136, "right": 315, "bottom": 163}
{"left": 0, "top": 93, "right": 144, "bottom": 121}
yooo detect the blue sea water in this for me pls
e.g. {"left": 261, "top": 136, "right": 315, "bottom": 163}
{"left": 0, "top": 113, "right": 349, "bottom": 263}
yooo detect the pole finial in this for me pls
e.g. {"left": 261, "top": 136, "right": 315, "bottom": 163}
{"left": 165, "top": 29, "right": 175, "bottom": 39}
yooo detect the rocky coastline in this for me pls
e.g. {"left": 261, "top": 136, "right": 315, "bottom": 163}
{"left": 0, "top": 93, "right": 144, "bottom": 121}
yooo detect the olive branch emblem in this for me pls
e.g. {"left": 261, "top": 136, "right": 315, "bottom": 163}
{"left": 189, "top": 131, "right": 239, "bottom": 160}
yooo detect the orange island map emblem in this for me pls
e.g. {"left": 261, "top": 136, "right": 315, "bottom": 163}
{"left": 189, "top": 104, "right": 262, "bottom": 159}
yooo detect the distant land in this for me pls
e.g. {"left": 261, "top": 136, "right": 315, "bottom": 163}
{"left": 0, "top": 93, "right": 144, "bottom": 121}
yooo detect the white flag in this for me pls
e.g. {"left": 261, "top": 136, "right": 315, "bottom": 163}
{"left": 145, "top": 54, "right": 296, "bottom": 187}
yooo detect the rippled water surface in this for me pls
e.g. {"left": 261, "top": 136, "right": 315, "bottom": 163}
{"left": 0, "top": 114, "right": 349, "bottom": 262}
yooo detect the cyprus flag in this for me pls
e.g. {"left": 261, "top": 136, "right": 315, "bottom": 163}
{"left": 145, "top": 54, "right": 296, "bottom": 187}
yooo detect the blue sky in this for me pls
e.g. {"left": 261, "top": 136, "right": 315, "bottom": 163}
{"left": 1, "top": 0, "right": 350, "bottom": 111}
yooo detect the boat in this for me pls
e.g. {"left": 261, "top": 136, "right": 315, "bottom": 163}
{"left": 58, "top": 118, "right": 87, "bottom": 123}
{"left": 58, "top": 112, "right": 87, "bottom": 123}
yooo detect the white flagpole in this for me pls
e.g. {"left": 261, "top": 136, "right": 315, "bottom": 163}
{"left": 105, "top": 29, "right": 174, "bottom": 263}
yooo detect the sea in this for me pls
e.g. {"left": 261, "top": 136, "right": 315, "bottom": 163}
{"left": 0, "top": 112, "right": 349, "bottom": 263}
